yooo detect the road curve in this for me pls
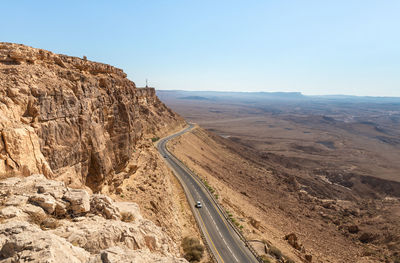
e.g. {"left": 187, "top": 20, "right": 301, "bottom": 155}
{"left": 157, "top": 124, "right": 259, "bottom": 263}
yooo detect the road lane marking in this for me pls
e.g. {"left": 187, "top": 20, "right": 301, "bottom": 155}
{"left": 178, "top": 151, "right": 254, "bottom": 262}
{"left": 198, "top": 210, "right": 225, "bottom": 263}
{"left": 159, "top": 124, "right": 254, "bottom": 262}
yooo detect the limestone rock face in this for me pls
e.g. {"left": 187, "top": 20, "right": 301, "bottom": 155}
{"left": 88, "top": 246, "right": 188, "bottom": 263}
{"left": 0, "top": 42, "right": 184, "bottom": 191}
{"left": 0, "top": 221, "right": 91, "bottom": 263}
{"left": 0, "top": 175, "right": 188, "bottom": 263}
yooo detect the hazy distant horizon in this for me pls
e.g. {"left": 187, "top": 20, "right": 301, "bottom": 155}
{"left": 156, "top": 89, "right": 400, "bottom": 99}
{"left": 2, "top": 1, "right": 400, "bottom": 97}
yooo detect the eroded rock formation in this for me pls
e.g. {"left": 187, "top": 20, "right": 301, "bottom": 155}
{"left": 0, "top": 42, "right": 184, "bottom": 191}
{"left": 0, "top": 174, "right": 187, "bottom": 263}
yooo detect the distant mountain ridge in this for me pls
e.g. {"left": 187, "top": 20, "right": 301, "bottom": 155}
{"left": 157, "top": 90, "right": 400, "bottom": 104}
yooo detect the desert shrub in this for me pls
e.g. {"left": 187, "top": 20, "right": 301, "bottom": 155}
{"left": 260, "top": 255, "right": 272, "bottom": 263}
{"left": 269, "top": 246, "right": 282, "bottom": 260}
{"left": 226, "top": 210, "right": 233, "bottom": 218}
{"left": 151, "top": 137, "right": 160, "bottom": 142}
{"left": 182, "top": 237, "right": 204, "bottom": 262}
{"left": 29, "top": 213, "right": 61, "bottom": 230}
{"left": 285, "top": 257, "right": 295, "bottom": 263}
{"left": 29, "top": 212, "right": 47, "bottom": 225}
{"left": 359, "top": 232, "right": 376, "bottom": 243}
{"left": 121, "top": 212, "right": 135, "bottom": 222}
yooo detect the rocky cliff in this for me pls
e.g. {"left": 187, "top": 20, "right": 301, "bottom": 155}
{"left": 0, "top": 42, "right": 185, "bottom": 191}
{"left": 0, "top": 43, "right": 205, "bottom": 262}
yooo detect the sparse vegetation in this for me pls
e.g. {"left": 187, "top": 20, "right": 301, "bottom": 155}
{"left": 29, "top": 213, "right": 61, "bottom": 230}
{"left": 202, "top": 178, "right": 216, "bottom": 194}
{"left": 226, "top": 210, "right": 233, "bottom": 218}
{"left": 260, "top": 255, "right": 272, "bottom": 263}
{"left": 182, "top": 237, "right": 205, "bottom": 262}
{"left": 121, "top": 212, "right": 135, "bottom": 222}
{"left": 269, "top": 246, "right": 282, "bottom": 260}
{"left": 151, "top": 137, "right": 160, "bottom": 142}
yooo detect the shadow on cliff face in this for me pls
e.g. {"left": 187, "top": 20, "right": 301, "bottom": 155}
{"left": 0, "top": 43, "right": 185, "bottom": 190}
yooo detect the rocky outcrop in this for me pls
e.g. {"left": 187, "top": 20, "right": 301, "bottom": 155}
{"left": 0, "top": 42, "right": 184, "bottom": 191}
{"left": 0, "top": 174, "right": 187, "bottom": 262}
{"left": 89, "top": 247, "right": 187, "bottom": 263}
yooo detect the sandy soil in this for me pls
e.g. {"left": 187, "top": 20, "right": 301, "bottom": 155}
{"left": 168, "top": 126, "right": 400, "bottom": 263}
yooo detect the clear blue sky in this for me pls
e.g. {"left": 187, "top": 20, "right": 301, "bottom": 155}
{"left": 2, "top": 0, "right": 399, "bottom": 96}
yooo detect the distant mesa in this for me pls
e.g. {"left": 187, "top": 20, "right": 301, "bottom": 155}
{"left": 178, "top": 96, "right": 211, "bottom": 101}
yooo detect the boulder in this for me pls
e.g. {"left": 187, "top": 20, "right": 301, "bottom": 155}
{"left": 115, "top": 202, "right": 143, "bottom": 221}
{"left": 29, "top": 193, "right": 57, "bottom": 214}
{"left": 90, "top": 194, "right": 120, "bottom": 220}
{"left": 0, "top": 221, "right": 90, "bottom": 263}
{"left": 347, "top": 225, "right": 360, "bottom": 234}
{"left": 36, "top": 179, "right": 66, "bottom": 199}
{"left": 21, "top": 204, "right": 46, "bottom": 217}
{"left": 249, "top": 217, "right": 261, "bottom": 230}
{"left": 51, "top": 215, "right": 176, "bottom": 255}
{"left": 284, "top": 233, "right": 302, "bottom": 251}
{"left": 0, "top": 206, "right": 25, "bottom": 219}
{"left": 63, "top": 189, "right": 90, "bottom": 215}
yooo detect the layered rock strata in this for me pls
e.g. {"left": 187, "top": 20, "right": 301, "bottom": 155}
{"left": 0, "top": 42, "right": 184, "bottom": 191}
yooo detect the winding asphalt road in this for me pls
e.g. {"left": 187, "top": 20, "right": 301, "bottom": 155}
{"left": 157, "top": 124, "right": 259, "bottom": 263}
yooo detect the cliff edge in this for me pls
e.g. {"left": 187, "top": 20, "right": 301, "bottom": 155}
{"left": 0, "top": 42, "right": 185, "bottom": 191}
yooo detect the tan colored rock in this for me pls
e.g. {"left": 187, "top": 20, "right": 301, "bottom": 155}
{"left": 249, "top": 217, "right": 261, "bottom": 230}
{"left": 0, "top": 221, "right": 90, "bottom": 263}
{"left": 55, "top": 200, "right": 68, "bottom": 216}
{"left": 115, "top": 202, "right": 143, "bottom": 221}
{"left": 0, "top": 177, "right": 21, "bottom": 189}
{"left": 0, "top": 206, "right": 25, "bottom": 219}
{"left": 89, "top": 246, "right": 188, "bottom": 263}
{"left": 63, "top": 189, "right": 90, "bottom": 215}
{"left": 36, "top": 179, "right": 66, "bottom": 199}
{"left": 1, "top": 127, "right": 53, "bottom": 178}
{"left": 285, "top": 233, "right": 302, "bottom": 251}
{"left": 0, "top": 175, "right": 188, "bottom": 262}
{"left": 0, "top": 41, "right": 191, "bottom": 260}
{"left": 90, "top": 194, "right": 120, "bottom": 220}
{"left": 29, "top": 193, "right": 57, "bottom": 214}
{"left": 21, "top": 204, "right": 46, "bottom": 218}
{"left": 5, "top": 194, "right": 29, "bottom": 206}
{"left": 0, "top": 42, "right": 184, "bottom": 192}
{"left": 51, "top": 214, "right": 178, "bottom": 255}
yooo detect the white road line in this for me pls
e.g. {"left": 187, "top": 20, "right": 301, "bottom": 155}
{"left": 160, "top": 125, "right": 253, "bottom": 263}
{"left": 203, "top": 206, "right": 239, "bottom": 262}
